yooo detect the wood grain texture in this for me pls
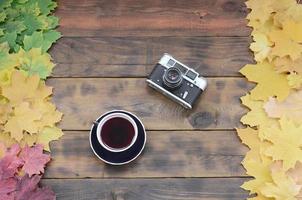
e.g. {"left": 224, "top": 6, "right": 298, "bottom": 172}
{"left": 56, "top": 0, "right": 250, "bottom": 37}
{"left": 45, "top": 130, "right": 247, "bottom": 178}
{"left": 51, "top": 36, "right": 253, "bottom": 77}
{"left": 43, "top": 178, "right": 249, "bottom": 200}
{"left": 48, "top": 78, "right": 252, "bottom": 131}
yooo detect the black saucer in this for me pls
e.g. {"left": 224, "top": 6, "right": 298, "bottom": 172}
{"left": 89, "top": 110, "right": 146, "bottom": 165}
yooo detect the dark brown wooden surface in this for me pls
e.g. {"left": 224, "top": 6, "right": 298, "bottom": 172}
{"left": 51, "top": 37, "right": 253, "bottom": 77}
{"left": 48, "top": 0, "right": 251, "bottom": 199}
{"left": 45, "top": 131, "right": 247, "bottom": 178}
{"left": 42, "top": 178, "right": 249, "bottom": 200}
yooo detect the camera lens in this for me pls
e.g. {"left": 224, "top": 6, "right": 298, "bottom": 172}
{"left": 163, "top": 67, "right": 183, "bottom": 89}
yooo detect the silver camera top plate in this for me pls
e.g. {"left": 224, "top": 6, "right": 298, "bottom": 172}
{"left": 158, "top": 53, "right": 207, "bottom": 91}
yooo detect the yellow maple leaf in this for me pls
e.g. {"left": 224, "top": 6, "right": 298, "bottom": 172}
{"left": 240, "top": 62, "right": 291, "bottom": 101}
{"left": 17, "top": 48, "right": 55, "bottom": 79}
{"left": 249, "top": 17, "right": 276, "bottom": 36}
{"left": 269, "top": 29, "right": 302, "bottom": 60}
{"left": 274, "top": 3, "right": 302, "bottom": 27}
{"left": 236, "top": 127, "right": 270, "bottom": 163}
{"left": 0, "top": 132, "right": 16, "bottom": 147}
{"left": 0, "top": 101, "right": 12, "bottom": 125}
{"left": 245, "top": 0, "right": 273, "bottom": 24}
{"left": 241, "top": 158, "right": 273, "bottom": 196}
{"left": 273, "top": 57, "right": 302, "bottom": 74}
{"left": 0, "top": 142, "right": 6, "bottom": 158}
{"left": 37, "top": 126, "right": 63, "bottom": 151}
{"left": 20, "top": 133, "right": 38, "bottom": 147}
{"left": 264, "top": 91, "right": 302, "bottom": 124}
{"left": 0, "top": 68, "right": 13, "bottom": 87}
{"left": 4, "top": 102, "right": 42, "bottom": 141}
{"left": 263, "top": 118, "right": 302, "bottom": 170}
{"left": 240, "top": 94, "right": 278, "bottom": 128}
{"left": 282, "top": 20, "right": 302, "bottom": 43}
{"left": 1, "top": 70, "right": 52, "bottom": 106}
{"left": 250, "top": 32, "right": 272, "bottom": 62}
{"left": 248, "top": 195, "right": 273, "bottom": 200}
{"left": 287, "top": 73, "right": 302, "bottom": 89}
{"left": 261, "top": 171, "right": 301, "bottom": 200}
{"left": 287, "top": 162, "right": 302, "bottom": 186}
{"left": 32, "top": 100, "right": 62, "bottom": 131}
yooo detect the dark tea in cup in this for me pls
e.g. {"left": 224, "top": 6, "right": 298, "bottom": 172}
{"left": 96, "top": 112, "right": 138, "bottom": 152}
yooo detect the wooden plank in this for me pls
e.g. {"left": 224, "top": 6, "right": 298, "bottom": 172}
{"left": 51, "top": 36, "right": 253, "bottom": 77}
{"left": 48, "top": 78, "right": 252, "bottom": 130}
{"left": 45, "top": 131, "right": 247, "bottom": 178}
{"left": 42, "top": 178, "right": 249, "bottom": 200}
{"left": 56, "top": 0, "right": 250, "bottom": 37}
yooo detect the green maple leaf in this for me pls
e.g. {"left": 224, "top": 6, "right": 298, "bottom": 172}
{"left": 0, "top": 31, "right": 18, "bottom": 51}
{"left": 45, "top": 15, "right": 59, "bottom": 29}
{"left": 0, "top": 12, "right": 7, "bottom": 22}
{"left": 37, "top": 0, "right": 57, "bottom": 15}
{"left": 1, "top": 20, "right": 26, "bottom": 34}
{"left": 22, "top": 14, "right": 44, "bottom": 35}
{"left": 0, "top": 0, "right": 12, "bottom": 10}
{"left": 23, "top": 30, "right": 61, "bottom": 52}
{"left": 0, "top": 29, "right": 4, "bottom": 36}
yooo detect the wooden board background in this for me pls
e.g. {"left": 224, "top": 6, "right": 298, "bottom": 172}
{"left": 46, "top": 0, "right": 253, "bottom": 199}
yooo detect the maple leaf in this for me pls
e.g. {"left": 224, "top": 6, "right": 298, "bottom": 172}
{"left": 23, "top": 30, "right": 61, "bottom": 53}
{"left": 19, "top": 145, "right": 50, "bottom": 177}
{"left": 236, "top": 127, "right": 270, "bottom": 162}
{"left": 241, "top": 158, "right": 273, "bottom": 196}
{"left": 250, "top": 32, "right": 272, "bottom": 62}
{"left": 0, "top": 132, "right": 16, "bottom": 148}
{"left": 282, "top": 20, "right": 302, "bottom": 43}
{"left": 240, "top": 61, "right": 291, "bottom": 101}
{"left": 37, "top": 0, "right": 57, "bottom": 15}
{"left": 269, "top": 29, "right": 302, "bottom": 60}
{"left": 2, "top": 70, "right": 52, "bottom": 106}
{"left": 4, "top": 102, "right": 42, "bottom": 141}
{"left": 37, "top": 127, "right": 63, "bottom": 151}
{"left": 0, "top": 144, "right": 23, "bottom": 179}
{"left": 264, "top": 91, "right": 302, "bottom": 124}
{"left": 249, "top": 17, "right": 277, "bottom": 36}
{"left": 245, "top": 0, "right": 273, "bottom": 24}
{"left": 287, "top": 73, "right": 302, "bottom": 89}
{"left": 263, "top": 118, "right": 302, "bottom": 170}
{"left": 0, "top": 142, "right": 5, "bottom": 158}
{"left": 278, "top": 3, "right": 302, "bottom": 24}
{"left": 240, "top": 94, "right": 278, "bottom": 135}
{"left": 0, "top": 42, "right": 19, "bottom": 71}
{"left": 273, "top": 57, "right": 302, "bottom": 74}
{"left": 0, "top": 68, "right": 13, "bottom": 87}
{"left": 261, "top": 171, "right": 301, "bottom": 200}
{"left": 14, "top": 174, "right": 55, "bottom": 200}
{"left": 17, "top": 48, "right": 55, "bottom": 79}
{"left": 0, "top": 178, "right": 17, "bottom": 199}
{"left": 20, "top": 133, "right": 37, "bottom": 148}
{"left": 287, "top": 162, "right": 302, "bottom": 187}
{"left": 0, "top": 101, "right": 12, "bottom": 125}
{"left": 32, "top": 100, "right": 63, "bottom": 131}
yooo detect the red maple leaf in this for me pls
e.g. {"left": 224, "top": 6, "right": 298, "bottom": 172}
{"left": 15, "top": 175, "right": 55, "bottom": 200}
{"left": 0, "top": 177, "right": 17, "bottom": 199}
{"left": 19, "top": 145, "right": 50, "bottom": 177}
{"left": 0, "top": 144, "right": 23, "bottom": 179}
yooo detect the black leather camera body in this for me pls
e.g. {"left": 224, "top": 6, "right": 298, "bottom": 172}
{"left": 146, "top": 54, "right": 207, "bottom": 109}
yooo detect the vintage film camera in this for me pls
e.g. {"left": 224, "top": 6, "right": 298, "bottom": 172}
{"left": 146, "top": 54, "right": 207, "bottom": 109}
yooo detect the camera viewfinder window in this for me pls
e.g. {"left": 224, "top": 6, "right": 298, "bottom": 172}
{"left": 186, "top": 70, "right": 197, "bottom": 80}
{"left": 167, "top": 59, "right": 175, "bottom": 66}
{"left": 174, "top": 62, "right": 188, "bottom": 74}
